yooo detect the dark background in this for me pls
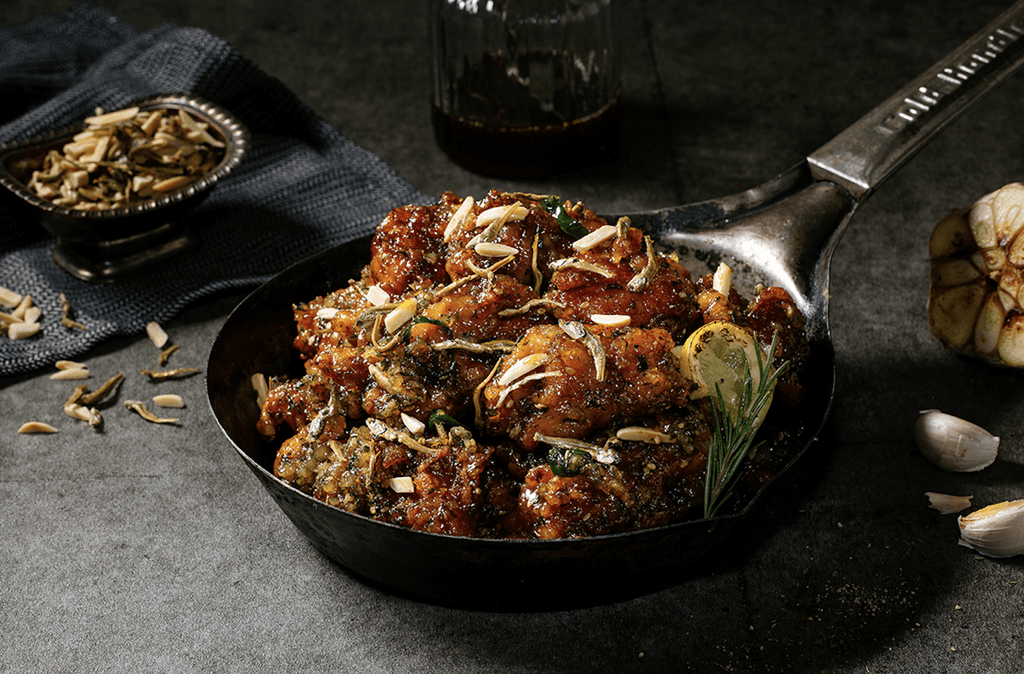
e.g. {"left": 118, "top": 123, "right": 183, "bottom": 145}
{"left": 2, "top": 1, "right": 1023, "bottom": 672}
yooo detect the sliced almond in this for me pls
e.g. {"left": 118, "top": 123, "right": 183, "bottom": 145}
{"left": 474, "top": 242, "right": 519, "bottom": 257}
{"left": 50, "top": 368, "right": 90, "bottom": 380}
{"left": 85, "top": 106, "right": 140, "bottom": 126}
{"left": 153, "top": 394, "right": 185, "bottom": 408}
{"left": 616, "top": 426, "right": 675, "bottom": 444}
{"left": 443, "top": 196, "right": 475, "bottom": 242}
{"left": 315, "top": 307, "right": 339, "bottom": 319}
{"left": 251, "top": 373, "right": 269, "bottom": 408}
{"left": 497, "top": 353, "right": 548, "bottom": 387}
{"left": 146, "top": 321, "right": 169, "bottom": 348}
{"left": 55, "top": 360, "right": 88, "bottom": 370}
{"left": 8, "top": 323, "right": 41, "bottom": 339}
{"left": 572, "top": 225, "right": 617, "bottom": 252}
{"left": 0, "top": 286, "right": 23, "bottom": 309}
{"left": 384, "top": 297, "right": 417, "bottom": 334}
{"left": 18, "top": 421, "right": 58, "bottom": 434}
{"left": 477, "top": 205, "right": 528, "bottom": 227}
{"left": 388, "top": 476, "right": 415, "bottom": 494}
{"left": 22, "top": 306, "right": 42, "bottom": 324}
{"left": 591, "top": 314, "right": 631, "bottom": 328}
{"left": 400, "top": 412, "right": 426, "bottom": 436}
{"left": 152, "top": 175, "right": 192, "bottom": 192}
{"left": 11, "top": 294, "right": 32, "bottom": 320}
{"left": 366, "top": 285, "right": 390, "bottom": 306}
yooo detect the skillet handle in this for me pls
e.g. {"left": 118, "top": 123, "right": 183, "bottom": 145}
{"left": 807, "top": 1, "right": 1024, "bottom": 200}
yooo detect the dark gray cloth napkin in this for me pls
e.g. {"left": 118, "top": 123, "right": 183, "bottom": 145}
{"left": 0, "top": 2, "right": 430, "bottom": 377}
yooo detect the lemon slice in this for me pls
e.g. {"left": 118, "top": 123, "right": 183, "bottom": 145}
{"left": 679, "top": 321, "right": 775, "bottom": 427}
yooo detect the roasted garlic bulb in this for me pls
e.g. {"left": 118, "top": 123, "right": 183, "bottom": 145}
{"left": 928, "top": 182, "right": 1024, "bottom": 366}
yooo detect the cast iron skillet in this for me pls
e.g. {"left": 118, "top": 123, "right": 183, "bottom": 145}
{"left": 207, "top": 3, "right": 1024, "bottom": 609}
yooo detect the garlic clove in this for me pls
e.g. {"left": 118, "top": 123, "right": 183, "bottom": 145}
{"left": 958, "top": 499, "right": 1024, "bottom": 558}
{"left": 926, "top": 492, "right": 973, "bottom": 515}
{"left": 914, "top": 409, "right": 999, "bottom": 472}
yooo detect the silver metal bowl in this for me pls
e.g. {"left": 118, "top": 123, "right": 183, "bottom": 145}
{"left": 0, "top": 93, "right": 250, "bottom": 282}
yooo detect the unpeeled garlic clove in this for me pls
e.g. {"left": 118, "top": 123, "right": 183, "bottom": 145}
{"left": 914, "top": 409, "right": 999, "bottom": 472}
{"left": 958, "top": 499, "right": 1024, "bottom": 558}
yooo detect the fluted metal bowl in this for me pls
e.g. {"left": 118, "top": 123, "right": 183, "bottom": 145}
{"left": 0, "top": 93, "right": 249, "bottom": 282}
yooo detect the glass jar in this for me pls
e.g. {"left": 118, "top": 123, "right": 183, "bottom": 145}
{"left": 430, "top": 0, "right": 621, "bottom": 178}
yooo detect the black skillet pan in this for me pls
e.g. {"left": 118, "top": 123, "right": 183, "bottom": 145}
{"left": 207, "top": 2, "right": 1024, "bottom": 609}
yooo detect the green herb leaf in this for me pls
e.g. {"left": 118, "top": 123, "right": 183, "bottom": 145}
{"left": 402, "top": 316, "right": 452, "bottom": 342}
{"left": 542, "top": 196, "right": 589, "bottom": 240}
{"left": 702, "top": 331, "right": 788, "bottom": 519}
{"left": 426, "top": 409, "right": 463, "bottom": 432}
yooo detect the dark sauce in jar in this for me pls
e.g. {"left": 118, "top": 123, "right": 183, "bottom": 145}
{"left": 432, "top": 50, "right": 621, "bottom": 178}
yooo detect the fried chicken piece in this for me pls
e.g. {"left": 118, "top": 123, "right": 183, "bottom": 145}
{"left": 482, "top": 323, "right": 691, "bottom": 449}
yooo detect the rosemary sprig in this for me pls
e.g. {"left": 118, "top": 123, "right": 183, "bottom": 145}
{"left": 703, "top": 331, "right": 788, "bottom": 519}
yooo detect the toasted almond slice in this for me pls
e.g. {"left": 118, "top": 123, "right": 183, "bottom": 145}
{"left": 85, "top": 106, "right": 140, "bottom": 126}
{"left": 616, "top": 426, "right": 675, "bottom": 444}
{"left": 23, "top": 306, "right": 42, "bottom": 324}
{"left": 474, "top": 242, "right": 519, "bottom": 257}
{"left": 50, "top": 368, "right": 90, "bottom": 380}
{"left": 11, "top": 294, "right": 32, "bottom": 320}
{"left": 384, "top": 297, "right": 417, "bottom": 334}
{"left": 572, "top": 225, "right": 617, "bottom": 252}
{"left": 443, "top": 196, "right": 476, "bottom": 242}
{"left": 400, "top": 412, "right": 426, "bottom": 436}
{"left": 0, "top": 286, "right": 23, "bottom": 308}
{"left": 8, "top": 322, "right": 40, "bottom": 339}
{"left": 18, "top": 421, "right": 58, "bottom": 434}
{"left": 153, "top": 393, "right": 185, "bottom": 408}
{"left": 64, "top": 403, "right": 93, "bottom": 422}
{"left": 497, "top": 353, "right": 548, "bottom": 387}
{"left": 152, "top": 176, "right": 192, "bottom": 193}
{"left": 477, "top": 205, "right": 529, "bottom": 227}
{"left": 315, "top": 308, "right": 339, "bottom": 319}
{"left": 55, "top": 360, "right": 88, "bottom": 370}
{"left": 389, "top": 476, "right": 416, "bottom": 494}
{"left": 591, "top": 314, "right": 631, "bottom": 328}
{"left": 366, "top": 285, "right": 390, "bottom": 306}
{"left": 146, "top": 321, "right": 169, "bottom": 348}
{"left": 139, "top": 110, "right": 163, "bottom": 135}
{"left": 79, "top": 134, "right": 111, "bottom": 164}
{"left": 713, "top": 262, "right": 734, "bottom": 296}
{"left": 251, "top": 373, "right": 269, "bottom": 408}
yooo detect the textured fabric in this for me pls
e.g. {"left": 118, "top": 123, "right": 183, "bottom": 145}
{"left": 0, "top": 2, "right": 429, "bottom": 376}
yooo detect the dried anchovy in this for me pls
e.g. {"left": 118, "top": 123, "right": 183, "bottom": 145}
{"left": 549, "top": 257, "right": 616, "bottom": 278}
{"left": 496, "top": 298, "right": 565, "bottom": 317}
{"left": 140, "top": 367, "right": 200, "bottom": 380}
{"left": 626, "top": 235, "right": 659, "bottom": 292}
{"left": 364, "top": 417, "right": 435, "bottom": 453}
{"left": 59, "top": 293, "right": 86, "bottom": 331}
{"left": 466, "top": 201, "right": 523, "bottom": 248}
{"left": 558, "top": 319, "right": 607, "bottom": 382}
{"left": 431, "top": 338, "right": 516, "bottom": 354}
{"left": 531, "top": 231, "right": 543, "bottom": 294}
{"left": 79, "top": 372, "right": 124, "bottom": 406}
{"left": 25, "top": 106, "right": 226, "bottom": 211}
{"left": 466, "top": 254, "right": 515, "bottom": 280}
{"left": 124, "top": 399, "right": 178, "bottom": 424}
{"left": 306, "top": 385, "right": 341, "bottom": 439}
{"left": 158, "top": 344, "right": 179, "bottom": 366}
{"left": 534, "top": 432, "right": 619, "bottom": 465}
{"left": 474, "top": 358, "right": 503, "bottom": 429}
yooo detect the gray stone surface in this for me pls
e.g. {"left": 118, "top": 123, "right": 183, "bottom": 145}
{"left": 2, "top": 1, "right": 1024, "bottom": 672}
